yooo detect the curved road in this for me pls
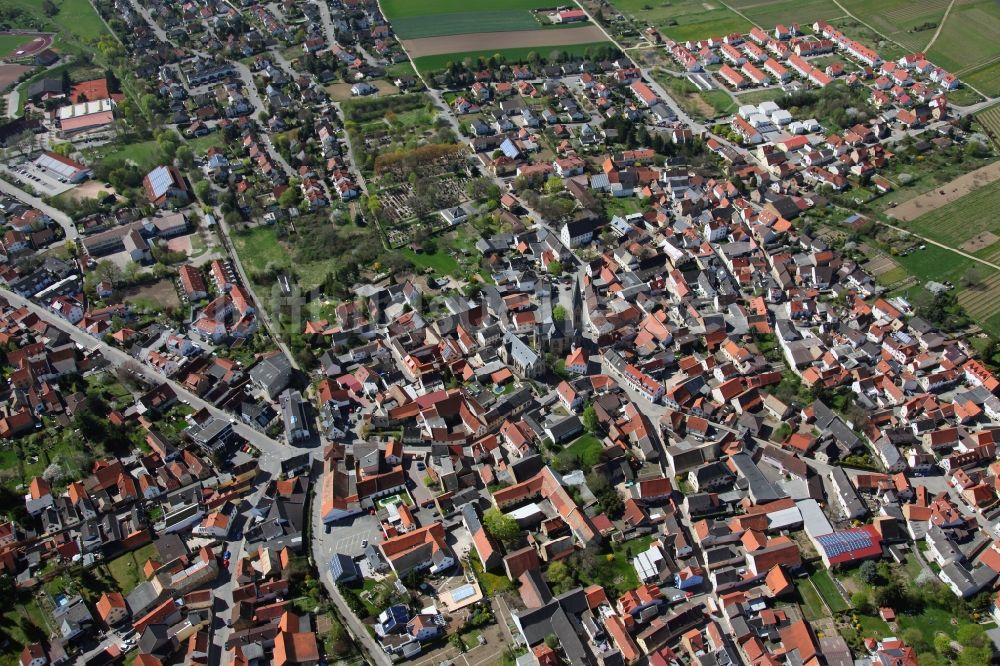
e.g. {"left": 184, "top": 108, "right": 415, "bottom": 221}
{"left": 0, "top": 176, "right": 79, "bottom": 240}
{"left": 1, "top": 285, "right": 395, "bottom": 662}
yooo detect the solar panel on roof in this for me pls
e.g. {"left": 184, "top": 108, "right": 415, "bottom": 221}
{"left": 817, "top": 530, "right": 873, "bottom": 557}
{"left": 147, "top": 166, "right": 175, "bottom": 199}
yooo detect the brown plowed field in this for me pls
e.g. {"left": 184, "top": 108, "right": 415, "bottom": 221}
{"left": 403, "top": 25, "right": 608, "bottom": 57}
{"left": 885, "top": 160, "right": 1000, "bottom": 222}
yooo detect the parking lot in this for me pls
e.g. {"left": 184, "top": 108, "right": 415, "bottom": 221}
{"left": 1, "top": 160, "right": 77, "bottom": 197}
{"left": 321, "top": 512, "right": 382, "bottom": 558}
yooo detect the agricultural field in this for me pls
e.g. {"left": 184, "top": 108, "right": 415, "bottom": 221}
{"left": 925, "top": 0, "right": 1000, "bottom": 91}
{"left": 412, "top": 42, "right": 612, "bottom": 77}
{"left": 726, "top": 0, "right": 841, "bottom": 29}
{"left": 381, "top": 0, "right": 551, "bottom": 39}
{"left": 838, "top": 0, "right": 950, "bottom": 53}
{"left": 607, "top": 0, "right": 752, "bottom": 41}
{"left": 963, "top": 60, "right": 1000, "bottom": 98}
{"left": 886, "top": 162, "right": 1000, "bottom": 230}
{"left": 404, "top": 27, "right": 609, "bottom": 59}
{"left": 958, "top": 271, "right": 1000, "bottom": 335}
{"left": 974, "top": 102, "right": 1000, "bottom": 149}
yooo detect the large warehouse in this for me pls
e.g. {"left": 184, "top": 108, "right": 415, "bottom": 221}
{"left": 33, "top": 151, "right": 91, "bottom": 183}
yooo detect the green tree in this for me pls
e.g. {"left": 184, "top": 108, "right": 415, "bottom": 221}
{"left": 175, "top": 145, "right": 194, "bottom": 168}
{"left": 851, "top": 591, "right": 871, "bottom": 614}
{"left": 582, "top": 404, "right": 598, "bottom": 434}
{"left": 279, "top": 187, "right": 302, "bottom": 209}
{"left": 547, "top": 260, "right": 563, "bottom": 276}
{"left": 858, "top": 560, "right": 881, "bottom": 585}
{"left": 546, "top": 561, "right": 575, "bottom": 593}
{"left": 933, "top": 633, "right": 952, "bottom": 657}
{"left": 483, "top": 508, "right": 520, "bottom": 547}
{"left": 194, "top": 180, "right": 211, "bottom": 202}
{"left": 552, "top": 304, "right": 567, "bottom": 321}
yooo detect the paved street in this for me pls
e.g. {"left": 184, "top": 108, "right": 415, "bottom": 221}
{"left": 0, "top": 177, "right": 78, "bottom": 240}
{"left": 310, "top": 493, "right": 393, "bottom": 665}
{"left": 0, "top": 287, "right": 303, "bottom": 455}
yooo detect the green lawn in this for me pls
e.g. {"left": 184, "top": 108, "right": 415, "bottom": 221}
{"left": 898, "top": 605, "right": 958, "bottom": 638}
{"left": 794, "top": 578, "right": 829, "bottom": 621}
{"left": 400, "top": 247, "right": 461, "bottom": 274}
{"left": 0, "top": 599, "right": 49, "bottom": 666}
{"left": 469, "top": 552, "right": 513, "bottom": 596}
{"left": 186, "top": 131, "right": 228, "bottom": 154}
{"left": 732, "top": 88, "right": 787, "bottom": 106}
{"left": 84, "top": 139, "right": 164, "bottom": 171}
{"left": 385, "top": 61, "right": 417, "bottom": 79}
{"left": 232, "top": 226, "right": 293, "bottom": 271}
{"left": 107, "top": 543, "right": 158, "bottom": 593}
{"left": 413, "top": 42, "right": 612, "bottom": 76}
{"left": 874, "top": 265, "right": 909, "bottom": 286}
{"left": 576, "top": 536, "right": 652, "bottom": 597}
{"left": 604, "top": 196, "right": 646, "bottom": 219}
{"left": 701, "top": 89, "right": 736, "bottom": 115}
{"left": 564, "top": 434, "right": 604, "bottom": 467}
{"left": 840, "top": 612, "right": 892, "bottom": 645}
{"left": 892, "top": 244, "right": 975, "bottom": 286}
{"left": 810, "top": 568, "right": 848, "bottom": 612}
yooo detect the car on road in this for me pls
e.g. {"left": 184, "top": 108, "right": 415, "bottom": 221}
{"left": 361, "top": 539, "right": 368, "bottom": 548}
{"left": 416, "top": 461, "right": 425, "bottom": 471}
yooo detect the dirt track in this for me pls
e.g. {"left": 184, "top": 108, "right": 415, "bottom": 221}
{"left": 886, "top": 160, "right": 1000, "bottom": 221}
{"left": 403, "top": 25, "right": 608, "bottom": 58}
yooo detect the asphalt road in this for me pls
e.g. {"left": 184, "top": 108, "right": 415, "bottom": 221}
{"left": 0, "top": 177, "right": 79, "bottom": 240}
{"left": 0, "top": 287, "right": 299, "bottom": 455}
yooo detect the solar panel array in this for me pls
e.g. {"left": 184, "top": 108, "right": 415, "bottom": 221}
{"left": 147, "top": 166, "right": 175, "bottom": 199}
{"left": 35, "top": 152, "right": 81, "bottom": 179}
{"left": 816, "top": 529, "right": 873, "bottom": 558}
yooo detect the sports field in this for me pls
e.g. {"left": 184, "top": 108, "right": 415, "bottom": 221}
{"left": 382, "top": 0, "right": 553, "bottom": 39}
{"left": 0, "top": 34, "right": 32, "bottom": 56}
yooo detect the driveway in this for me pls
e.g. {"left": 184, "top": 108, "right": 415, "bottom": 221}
{"left": 405, "top": 454, "right": 435, "bottom": 506}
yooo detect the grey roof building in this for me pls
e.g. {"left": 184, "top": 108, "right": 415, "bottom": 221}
{"left": 250, "top": 351, "right": 293, "bottom": 399}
